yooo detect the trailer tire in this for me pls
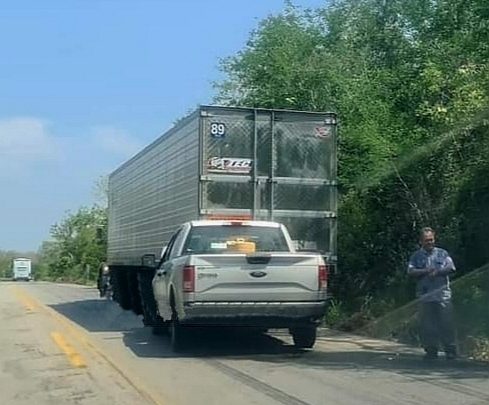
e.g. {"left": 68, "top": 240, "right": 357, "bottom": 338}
{"left": 290, "top": 326, "right": 317, "bottom": 349}
{"left": 112, "top": 268, "right": 132, "bottom": 310}
{"left": 128, "top": 271, "right": 143, "bottom": 315}
{"left": 137, "top": 270, "right": 165, "bottom": 328}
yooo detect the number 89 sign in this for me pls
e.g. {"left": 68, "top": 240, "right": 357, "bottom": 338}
{"left": 210, "top": 122, "right": 226, "bottom": 138}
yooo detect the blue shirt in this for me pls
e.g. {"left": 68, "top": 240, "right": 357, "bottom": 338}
{"left": 408, "top": 247, "right": 456, "bottom": 302}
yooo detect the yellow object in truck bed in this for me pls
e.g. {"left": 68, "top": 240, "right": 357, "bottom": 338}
{"left": 226, "top": 239, "right": 256, "bottom": 253}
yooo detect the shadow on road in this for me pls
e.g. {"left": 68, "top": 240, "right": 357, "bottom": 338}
{"left": 122, "top": 326, "right": 298, "bottom": 359}
{"left": 49, "top": 299, "right": 142, "bottom": 332}
{"left": 49, "top": 298, "right": 489, "bottom": 381}
{"left": 122, "top": 327, "right": 489, "bottom": 379}
{"left": 259, "top": 345, "right": 489, "bottom": 380}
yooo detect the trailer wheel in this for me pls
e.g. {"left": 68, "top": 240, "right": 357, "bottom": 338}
{"left": 112, "top": 268, "right": 132, "bottom": 310}
{"left": 290, "top": 326, "right": 317, "bottom": 349}
{"left": 137, "top": 270, "right": 166, "bottom": 328}
{"left": 127, "top": 271, "right": 143, "bottom": 315}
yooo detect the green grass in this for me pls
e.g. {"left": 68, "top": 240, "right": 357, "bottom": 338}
{"left": 332, "top": 263, "right": 489, "bottom": 361}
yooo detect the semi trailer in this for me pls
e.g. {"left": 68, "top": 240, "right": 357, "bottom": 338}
{"left": 107, "top": 106, "right": 337, "bottom": 328}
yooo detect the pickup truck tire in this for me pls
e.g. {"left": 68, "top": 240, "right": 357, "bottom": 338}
{"left": 290, "top": 326, "right": 317, "bottom": 349}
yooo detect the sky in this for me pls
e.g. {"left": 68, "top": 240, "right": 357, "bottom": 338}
{"left": 0, "top": 0, "right": 325, "bottom": 252}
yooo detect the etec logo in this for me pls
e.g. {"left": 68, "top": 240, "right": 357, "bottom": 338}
{"left": 207, "top": 157, "right": 252, "bottom": 174}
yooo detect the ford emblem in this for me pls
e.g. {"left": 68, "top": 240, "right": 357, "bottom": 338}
{"left": 250, "top": 271, "right": 267, "bottom": 278}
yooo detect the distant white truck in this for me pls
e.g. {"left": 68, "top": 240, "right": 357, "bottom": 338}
{"left": 12, "top": 258, "right": 32, "bottom": 281}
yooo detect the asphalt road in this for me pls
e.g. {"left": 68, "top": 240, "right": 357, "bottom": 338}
{"left": 1, "top": 282, "right": 488, "bottom": 405}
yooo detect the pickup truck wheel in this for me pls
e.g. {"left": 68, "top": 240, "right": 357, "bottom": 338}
{"left": 290, "top": 327, "right": 317, "bottom": 349}
{"left": 170, "top": 315, "right": 187, "bottom": 352}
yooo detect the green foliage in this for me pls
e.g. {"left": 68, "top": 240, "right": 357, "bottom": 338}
{"left": 323, "top": 299, "right": 348, "bottom": 328}
{"left": 0, "top": 250, "right": 37, "bottom": 279}
{"left": 0, "top": 251, "right": 16, "bottom": 279}
{"left": 37, "top": 206, "right": 107, "bottom": 284}
{"left": 216, "top": 0, "right": 489, "bottom": 355}
{"left": 453, "top": 264, "right": 489, "bottom": 344}
{"left": 360, "top": 263, "right": 489, "bottom": 359}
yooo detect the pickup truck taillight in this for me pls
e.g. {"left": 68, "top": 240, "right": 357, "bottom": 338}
{"left": 183, "top": 265, "right": 195, "bottom": 293}
{"left": 318, "top": 265, "right": 328, "bottom": 290}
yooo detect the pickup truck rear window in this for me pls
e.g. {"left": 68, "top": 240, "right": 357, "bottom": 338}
{"left": 182, "top": 225, "right": 290, "bottom": 255}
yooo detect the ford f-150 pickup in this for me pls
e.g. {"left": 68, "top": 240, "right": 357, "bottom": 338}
{"left": 151, "top": 220, "right": 329, "bottom": 351}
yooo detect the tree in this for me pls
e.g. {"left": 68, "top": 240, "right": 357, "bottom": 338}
{"left": 0, "top": 250, "right": 37, "bottom": 279}
{"left": 215, "top": 0, "right": 489, "bottom": 318}
{"left": 38, "top": 206, "right": 107, "bottom": 283}
{"left": 92, "top": 175, "right": 109, "bottom": 208}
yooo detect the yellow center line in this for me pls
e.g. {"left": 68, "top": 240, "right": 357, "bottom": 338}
{"left": 10, "top": 285, "right": 167, "bottom": 405}
{"left": 11, "top": 286, "right": 38, "bottom": 312}
{"left": 50, "top": 331, "right": 87, "bottom": 368}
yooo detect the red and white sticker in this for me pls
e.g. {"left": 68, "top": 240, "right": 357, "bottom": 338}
{"left": 208, "top": 157, "right": 252, "bottom": 174}
{"left": 314, "top": 126, "right": 331, "bottom": 139}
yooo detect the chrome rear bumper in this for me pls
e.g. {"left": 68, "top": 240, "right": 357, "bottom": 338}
{"left": 180, "top": 301, "right": 328, "bottom": 326}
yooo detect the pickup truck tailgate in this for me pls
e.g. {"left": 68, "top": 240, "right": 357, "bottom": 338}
{"left": 189, "top": 253, "right": 323, "bottom": 302}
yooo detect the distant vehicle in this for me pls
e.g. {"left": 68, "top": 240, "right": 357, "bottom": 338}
{"left": 106, "top": 106, "right": 338, "bottom": 333}
{"left": 12, "top": 258, "right": 32, "bottom": 281}
{"left": 151, "top": 220, "right": 328, "bottom": 351}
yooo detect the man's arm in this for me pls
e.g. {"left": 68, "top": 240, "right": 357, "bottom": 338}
{"left": 407, "top": 252, "right": 431, "bottom": 277}
{"left": 408, "top": 265, "right": 431, "bottom": 277}
{"left": 434, "top": 256, "right": 456, "bottom": 276}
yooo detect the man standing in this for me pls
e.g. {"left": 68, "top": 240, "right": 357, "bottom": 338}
{"left": 408, "top": 227, "right": 457, "bottom": 360}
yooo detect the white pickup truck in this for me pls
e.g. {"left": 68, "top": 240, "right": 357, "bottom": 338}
{"left": 151, "top": 220, "right": 328, "bottom": 351}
